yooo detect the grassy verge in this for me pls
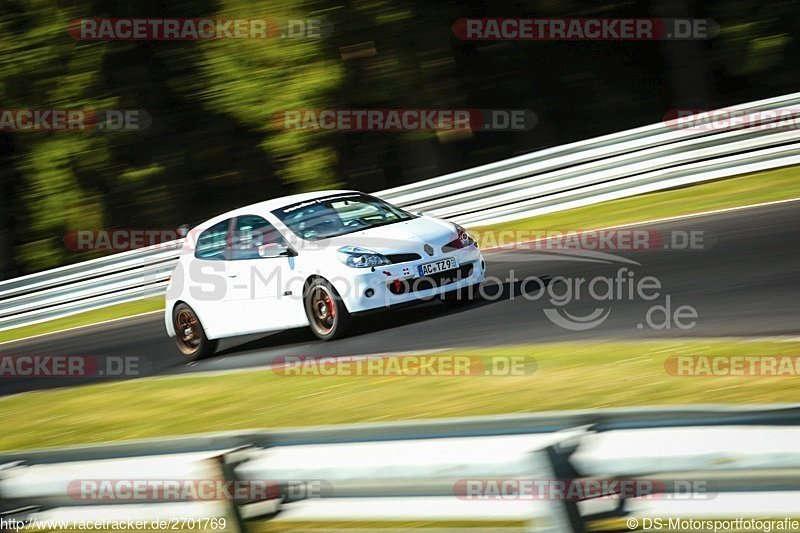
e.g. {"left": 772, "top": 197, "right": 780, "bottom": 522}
{"left": 0, "top": 296, "right": 164, "bottom": 344}
{"left": 2, "top": 339, "right": 798, "bottom": 451}
{"left": 474, "top": 165, "right": 800, "bottom": 237}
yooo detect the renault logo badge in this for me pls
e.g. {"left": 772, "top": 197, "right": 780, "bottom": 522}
{"left": 424, "top": 244, "right": 434, "bottom": 256}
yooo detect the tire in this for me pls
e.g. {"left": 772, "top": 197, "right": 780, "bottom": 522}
{"left": 304, "top": 278, "right": 351, "bottom": 340}
{"left": 172, "top": 303, "right": 218, "bottom": 360}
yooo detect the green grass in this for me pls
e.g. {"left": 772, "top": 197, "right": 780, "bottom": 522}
{"left": 0, "top": 296, "right": 163, "bottom": 344}
{"left": 2, "top": 340, "right": 798, "bottom": 452}
{"left": 474, "top": 166, "right": 800, "bottom": 238}
{"left": 0, "top": 167, "right": 798, "bottom": 346}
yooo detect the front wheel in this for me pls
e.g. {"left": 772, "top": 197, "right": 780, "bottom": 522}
{"left": 172, "top": 303, "right": 218, "bottom": 360}
{"left": 304, "top": 278, "right": 351, "bottom": 340}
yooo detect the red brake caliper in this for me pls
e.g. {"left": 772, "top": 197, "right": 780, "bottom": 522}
{"left": 325, "top": 295, "right": 336, "bottom": 318}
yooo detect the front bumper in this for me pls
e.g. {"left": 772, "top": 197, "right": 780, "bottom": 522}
{"left": 330, "top": 246, "right": 486, "bottom": 313}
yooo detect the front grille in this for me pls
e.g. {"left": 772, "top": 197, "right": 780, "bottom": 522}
{"left": 388, "top": 264, "right": 474, "bottom": 295}
{"left": 386, "top": 253, "right": 422, "bottom": 264}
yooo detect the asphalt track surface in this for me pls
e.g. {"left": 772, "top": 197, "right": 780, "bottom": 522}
{"left": 2, "top": 201, "right": 798, "bottom": 396}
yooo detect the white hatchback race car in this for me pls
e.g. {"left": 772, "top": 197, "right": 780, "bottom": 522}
{"left": 164, "top": 190, "right": 486, "bottom": 358}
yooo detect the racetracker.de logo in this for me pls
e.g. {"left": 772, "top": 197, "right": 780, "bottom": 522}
{"left": 0, "top": 355, "right": 145, "bottom": 378}
{"left": 0, "top": 109, "right": 150, "bottom": 131}
{"left": 472, "top": 228, "right": 709, "bottom": 252}
{"left": 270, "top": 354, "right": 536, "bottom": 377}
{"left": 68, "top": 18, "right": 332, "bottom": 40}
{"left": 64, "top": 229, "right": 183, "bottom": 252}
{"left": 453, "top": 478, "right": 713, "bottom": 500}
{"left": 665, "top": 356, "right": 800, "bottom": 377}
{"left": 67, "top": 479, "right": 288, "bottom": 501}
{"left": 664, "top": 107, "right": 800, "bottom": 132}
{"left": 452, "top": 18, "right": 718, "bottom": 40}
{"left": 272, "top": 109, "right": 537, "bottom": 132}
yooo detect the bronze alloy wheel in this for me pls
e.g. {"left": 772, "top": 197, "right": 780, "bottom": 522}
{"left": 304, "top": 278, "right": 351, "bottom": 340}
{"left": 310, "top": 285, "right": 336, "bottom": 335}
{"left": 172, "top": 303, "right": 218, "bottom": 359}
{"left": 176, "top": 308, "right": 201, "bottom": 353}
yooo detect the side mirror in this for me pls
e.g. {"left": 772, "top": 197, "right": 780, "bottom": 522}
{"left": 258, "top": 243, "right": 297, "bottom": 258}
{"left": 177, "top": 224, "right": 192, "bottom": 238}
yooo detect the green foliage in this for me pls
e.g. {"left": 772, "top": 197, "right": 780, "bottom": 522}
{"left": 196, "top": 0, "right": 345, "bottom": 190}
{"left": 0, "top": 0, "right": 112, "bottom": 270}
{"left": 0, "top": 0, "right": 798, "bottom": 276}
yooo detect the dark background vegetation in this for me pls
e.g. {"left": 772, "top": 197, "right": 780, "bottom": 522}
{"left": 0, "top": 0, "right": 797, "bottom": 277}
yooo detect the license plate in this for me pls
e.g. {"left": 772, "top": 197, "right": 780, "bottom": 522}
{"left": 417, "top": 257, "right": 458, "bottom": 276}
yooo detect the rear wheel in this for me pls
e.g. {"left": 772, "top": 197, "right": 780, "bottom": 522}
{"left": 304, "top": 278, "right": 351, "bottom": 340}
{"left": 172, "top": 303, "right": 218, "bottom": 360}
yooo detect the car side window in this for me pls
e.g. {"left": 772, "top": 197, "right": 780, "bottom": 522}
{"left": 194, "top": 220, "right": 231, "bottom": 260}
{"left": 230, "top": 215, "right": 288, "bottom": 260}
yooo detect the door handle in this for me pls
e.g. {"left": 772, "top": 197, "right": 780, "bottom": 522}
{"left": 226, "top": 273, "right": 238, "bottom": 278}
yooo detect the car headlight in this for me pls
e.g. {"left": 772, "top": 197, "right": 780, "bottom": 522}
{"left": 455, "top": 224, "right": 476, "bottom": 247}
{"left": 337, "top": 246, "right": 391, "bottom": 268}
{"left": 444, "top": 224, "right": 476, "bottom": 251}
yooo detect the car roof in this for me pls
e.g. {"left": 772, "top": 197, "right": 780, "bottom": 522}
{"left": 196, "top": 189, "right": 364, "bottom": 229}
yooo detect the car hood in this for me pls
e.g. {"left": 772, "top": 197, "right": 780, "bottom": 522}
{"left": 319, "top": 216, "right": 458, "bottom": 255}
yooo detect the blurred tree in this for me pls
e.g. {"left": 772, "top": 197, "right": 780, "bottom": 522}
{"left": 195, "top": 0, "right": 345, "bottom": 192}
{"left": 0, "top": 0, "right": 110, "bottom": 271}
{"left": 0, "top": 0, "right": 799, "bottom": 277}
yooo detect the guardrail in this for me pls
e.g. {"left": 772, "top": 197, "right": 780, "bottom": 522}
{"left": 2, "top": 405, "right": 800, "bottom": 532}
{"left": 2, "top": 92, "right": 800, "bottom": 332}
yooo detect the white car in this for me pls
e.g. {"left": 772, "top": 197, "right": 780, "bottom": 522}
{"left": 164, "top": 190, "right": 486, "bottom": 358}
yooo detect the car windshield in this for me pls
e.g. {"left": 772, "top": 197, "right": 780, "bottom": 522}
{"left": 272, "top": 193, "right": 414, "bottom": 241}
